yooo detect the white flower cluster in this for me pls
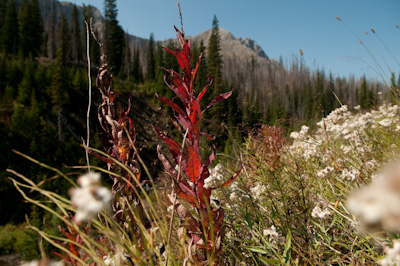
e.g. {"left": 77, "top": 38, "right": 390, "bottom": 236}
{"left": 103, "top": 252, "right": 128, "bottom": 266}
{"left": 71, "top": 172, "right": 112, "bottom": 222}
{"left": 340, "top": 167, "right": 360, "bottom": 181}
{"left": 379, "top": 240, "right": 400, "bottom": 266}
{"left": 204, "top": 163, "right": 226, "bottom": 189}
{"left": 263, "top": 225, "right": 280, "bottom": 244}
{"left": 288, "top": 125, "right": 322, "bottom": 161}
{"left": 311, "top": 205, "right": 331, "bottom": 219}
{"left": 250, "top": 182, "right": 266, "bottom": 198}
{"left": 347, "top": 161, "right": 400, "bottom": 231}
{"left": 288, "top": 103, "right": 400, "bottom": 162}
{"left": 316, "top": 166, "right": 334, "bottom": 178}
{"left": 228, "top": 182, "right": 250, "bottom": 202}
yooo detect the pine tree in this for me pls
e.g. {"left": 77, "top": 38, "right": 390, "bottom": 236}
{"left": 146, "top": 33, "right": 155, "bottom": 81}
{"left": 70, "top": 4, "right": 82, "bottom": 64}
{"left": 194, "top": 40, "right": 208, "bottom": 92}
{"left": 122, "top": 32, "right": 131, "bottom": 81}
{"left": 17, "top": 55, "right": 35, "bottom": 106}
{"left": 47, "top": 0, "right": 56, "bottom": 59}
{"left": 0, "top": 0, "right": 6, "bottom": 28}
{"left": 207, "top": 15, "right": 223, "bottom": 96}
{"left": 155, "top": 41, "right": 164, "bottom": 86}
{"left": 132, "top": 47, "right": 142, "bottom": 84}
{"left": 2, "top": 0, "right": 19, "bottom": 55}
{"left": 19, "top": 0, "right": 43, "bottom": 57}
{"left": 205, "top": 15, "right": 225, "bottom": 136}
{"left": 50, "top": 15, "right": 70, "bottom": 143}
{"left": 164, "top": 40, "right": 179, "bottom": 71}
{"left": 0, "top": 0, "right": 7, "bottom": 47}
{"left": 104, "top": 0, "right": 124, "bottom": 74}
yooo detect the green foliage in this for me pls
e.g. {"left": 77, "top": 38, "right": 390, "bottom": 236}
{"left": 104, "top": 0, "right": 125, "bottom": 74}
{"left": 0, "top": 225, "right": 39, "bottom": 260}
{"left": 146, "top": 33, "right": 156, "bottom": 81}
{"left": 70, "top": 4, "right": 82, "bottom": 64}
{"left": 2, "top": 0, "right": 19, "bottom": 55}
{"left": 19, "top": 0, "right": 43, "bottom": 58}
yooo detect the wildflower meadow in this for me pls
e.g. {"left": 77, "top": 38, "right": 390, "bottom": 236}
{"left": 6, "top": 10, "right": 400, "bottom": 266}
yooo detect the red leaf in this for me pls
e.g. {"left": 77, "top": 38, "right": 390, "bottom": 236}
{"left": 174, "top": 26, "right": 186, "bottom": 49}
{"left": 54, "top": 252, "right": 70, "bottom": 261}
{"left": 204, "top": 144, "right": 216, "bottom": 169}
{"left": 222, "top": 167, "right": 242, "bottom": 187}
{"left": 197, "top": 75, "right": 213, "bottom": 102}
{"left": 152, "top": 125, "right": 181, "bottom": 160}
{"left": 176, "top": 182, "right": 197, "bottom": 206}
{"left": 162, "top": 68, "right": 191, "bottom": 108}
{"left": 185, "top": 145, "right": 201, "bottom": 183}
{"left": 175, "top": 49, "right": 192, "bottom": 80}
{"left": 163, "top": 47, "right": 176, "bottom": 57}
{"left": 156, "top": 145, "right": 179, "bottom": 179}
{"left": 202, "top": 90, "right": 233, "bottom": 114}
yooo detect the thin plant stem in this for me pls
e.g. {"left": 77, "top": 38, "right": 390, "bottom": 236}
{"left": 85, "top": 20, "right": 92, "bottom": 172}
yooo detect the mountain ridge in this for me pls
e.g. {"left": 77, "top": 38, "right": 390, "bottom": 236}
{"left": 34, "top": 0, "right": 270, "bottom": 67}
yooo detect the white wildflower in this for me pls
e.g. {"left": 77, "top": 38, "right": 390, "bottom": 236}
{"left": 71, "top": 172, "right": 112, "bottom": 222}
{"left": 378, "top": 240, "right": 400, "bottom": 266}
{"left": 365, "top": 160, "right": 378, "bottom": 169}
{"left": 340, "top": 168, "right": 360, "bottom": 181}
{"left": 311, "top": 205, "right": 331, "bottom": 219}
{"left": 340, "top": 145, "right": 352, "bottom": 154}
{"left": 290, "top": 131, "right": 300, "bottom": 140}
{"left": 379, "top": 118, "right": 393, "bottom": 127}
{"left": 299, "top": 125, "right": 309, "bottom": 135}
{"left": 250, "top": 182, "right": 266, "bottom": 198}
{"left": 347, "top": 160, "right": 400, "bottom": 231}
{"left": 316, "top": 166, "right": 334, "bottom": 178}
{"left": 204, "top": 163, "right": 226, "bottom": 189}
{"left": 263, "top": 225, "right": 280, "bottom": 244}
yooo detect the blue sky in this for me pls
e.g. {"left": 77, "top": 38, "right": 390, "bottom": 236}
{"left": 74, "top": 0, "right": 400, "bottom": 81}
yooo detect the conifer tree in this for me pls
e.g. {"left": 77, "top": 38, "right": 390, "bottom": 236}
{"left": 19, "top": 0, "right": 43, "bottom": 57}
{"left": 164, "top": 40, "right": 179, "bottom": 71}
{"left": 47, "top": 0, "right": 57, "bottom": 59}
{"left": 155, "top": 41, "right": 164, "bottom": 86}
{"left": 0, "top": 0, "right": 6, "bottom": 30}
{"left": 50, "top": 15, "right": 70, "bottom": 143}
{"left": 70, "top": 4, "right": 82, "bottom": 64}
{"left": 0, "top": 0, "right": 7, "bottom": 50}
{"left": 132, "top": 47, "right": 142, "bottom": 84}
{"left": 2, "top": 0, "right": 19, "bottom": 55}
{"left": 206, "top": 15, "right": 225, "bottom": 136}
{"left": 122, "top": 32, "right": 131, "bottom": 81}
{"left": 207, "top": 15, "right": 223, "bottom": 96}
{"left": 146, "top": 33, "right": 155, "bottom": 81}
{"left": 104, "top": 0, "right": 124, "bottom": 74}
{"left": 17, "top": 56, "right": 35, "bottom": 106}
{"left": 194, "top": 40, "right": 208, "bottom": 92}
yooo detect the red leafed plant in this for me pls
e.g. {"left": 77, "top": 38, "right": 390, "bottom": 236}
{"left": 245, "top": 124, "right": 285, "bottom": 171}
{"left": 153, "top": 26, "right": 241, "bottom": 264}
{"left": 54, "top": 215, "right": 100, "bottom": 266}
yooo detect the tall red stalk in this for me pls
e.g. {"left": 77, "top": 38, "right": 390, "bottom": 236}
{"left": 153, "top": 26, "right": 241, "bottom": 264}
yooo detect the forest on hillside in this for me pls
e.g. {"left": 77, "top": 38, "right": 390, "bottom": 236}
{"left": 0, "top": 0, "right": 399, "bottom": 249}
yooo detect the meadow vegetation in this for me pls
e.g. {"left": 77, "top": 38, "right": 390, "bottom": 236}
{"left": 1, "top": 1, "right": 400, "bottom": 266}
{"left": 6, "top": 18, "right": 400, "bottom": 266}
